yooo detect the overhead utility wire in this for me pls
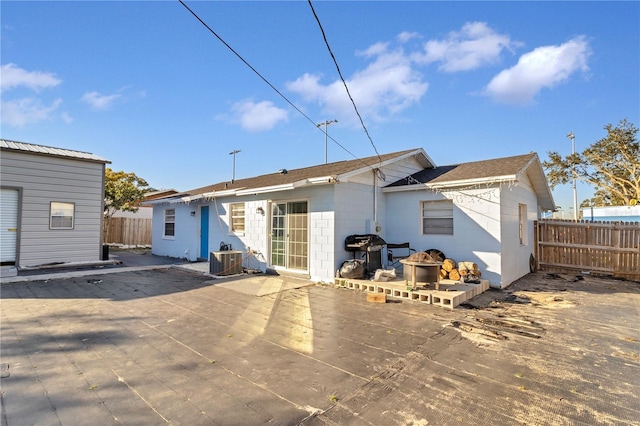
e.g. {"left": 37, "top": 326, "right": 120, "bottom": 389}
{"left": 307, "top": 0, "right": 383, "bottom": 168}
{"left": 178, "top": 0, "right": 379, "bottom": 172}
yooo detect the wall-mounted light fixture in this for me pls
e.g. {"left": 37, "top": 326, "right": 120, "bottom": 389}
{"left": 190, "top": 211, "right": 196, "bottom": 216}
{"left": 256, "top": 206, "right": 264, "bottom": 215}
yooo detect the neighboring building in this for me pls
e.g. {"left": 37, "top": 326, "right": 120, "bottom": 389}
{"left": 582, "top": 205, "right": 640, "bottom": 223}
{"left": 146, "top": 149, "right": 555, "bottom": 288}
{"left": 111, "top": 189, "right": 179, "bottom": 219}
{"left": 0, "top": 139, "right": 110, "bottom": 269}
{"left": 105, "top": 189, "right": 179, "bottom": 247}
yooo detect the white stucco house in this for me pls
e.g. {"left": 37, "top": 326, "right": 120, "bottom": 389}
{"left": 0, "top": 139, "right": 111, "bottom": 271}
{"left": 147, "top": 148, "right": 555, "bottom": 288}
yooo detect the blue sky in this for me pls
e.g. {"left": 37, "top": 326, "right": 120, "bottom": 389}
{"left": 2, "top": 1, "right": 639, "bottom": 213}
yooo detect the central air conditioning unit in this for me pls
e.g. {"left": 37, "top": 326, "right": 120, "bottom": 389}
{"left": 209, "top": 250, "right": 243, "bottom": 276}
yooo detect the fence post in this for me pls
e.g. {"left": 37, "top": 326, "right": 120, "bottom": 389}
{"left": 534, "top": 220, "right": 539, "bottom": 271}
{"left": 612, "top": 223, "right": 620, "bottom": 274}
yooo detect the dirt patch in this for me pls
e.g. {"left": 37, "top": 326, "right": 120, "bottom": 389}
{"left": 512, "top": 291, "right": 576, "bottom": 308}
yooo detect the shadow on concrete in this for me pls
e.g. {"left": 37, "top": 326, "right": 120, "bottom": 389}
{"left": 1, "top": 267, "right": 219, "bottom": 302}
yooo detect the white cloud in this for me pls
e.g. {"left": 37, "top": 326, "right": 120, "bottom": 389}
{"left": 414, "top": 22, "right": 519, "bottom": 72}
{"left": 0, "top": 63, "right": 61, "bottom": 92}
{"left": 485, "top": 36, "right": 591, "bottom": 105}
{"left": 287, "top": 44, "right": 428, "bottom": 125}
{"left": 230, "top": 100, "right": 288, "bottom": 132}
{"left": 1, "top": 97, "right": 63, "bottom": 127}
{"left": 60, "top": 111, "right": 74, "bottom": 124}
{"left": 396, "top": 31, "right": 421, "bottom": 43}
{"left": 81, "top": 91, "right": 122, "bottom": 110}
{"left": 0, "top": 64, "right": 66, "bottom": 127}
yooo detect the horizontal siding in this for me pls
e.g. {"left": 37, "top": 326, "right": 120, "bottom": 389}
{"left": 381, "top": 156, "right": 427, "bottom": 184}
{"left": 20, "top": 246, "right": 100, "bottom": 267}
{"left": 1, "top": 166, "right": 103, "bottom": 191}
{"left": 1, "top": 151, "right": 105, "bottom": 174}
{"left": 1, "top": 149, "right": 105, "bottom": 267}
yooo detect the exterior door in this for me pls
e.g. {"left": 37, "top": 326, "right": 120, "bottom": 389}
{"left": 270, "top": 201, "right": 308, "bottom": 271}
{"left": 200, "top": 206, "right": 209, "bottom": 259}
{"left": 0, "top": 189, "right": 19, "bottom": 264}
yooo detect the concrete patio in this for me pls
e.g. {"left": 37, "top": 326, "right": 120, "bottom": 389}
{"left": 1, "top": 260, "right": 638, "bottom": 425}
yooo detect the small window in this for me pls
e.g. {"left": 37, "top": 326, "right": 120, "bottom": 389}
{"left": 50, "top": 202, "right": 75, "bottom": 229}
{"left": 230, "top": 203, "right": 245, "bottom": 233}
{"left": 421, "top": 200, "right": 453, "bottom": 235}
{"left": 519, "top": 203, "right": 528, "bottom": 245}
{"left": 164, "top": 209, "right": 175, "bottom": 237}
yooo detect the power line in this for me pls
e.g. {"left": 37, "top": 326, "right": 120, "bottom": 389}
{"left": 178, "top": 0, "right": 380, "bottom": 173}
{"left": 307, "top": 0, "right": 383, "bottom": 166}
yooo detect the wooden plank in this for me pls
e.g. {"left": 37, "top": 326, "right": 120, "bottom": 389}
{"left": 105, "top": 217, "right": 152, "bottom": 245}
{"left": 366, "top": 293, "right": 387, "bottom": 303}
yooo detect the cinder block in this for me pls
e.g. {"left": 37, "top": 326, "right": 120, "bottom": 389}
{"left": 433, "top": 291, "right": 466, "bottom": 309}
{"left": 367, "top": 293, "right": 386, "bottom": 303}
{"left": 366, "top": 284, "right": 376, "bottom": 292}
{"left": 417, "top": 293, "right": 431, "bottom": 303}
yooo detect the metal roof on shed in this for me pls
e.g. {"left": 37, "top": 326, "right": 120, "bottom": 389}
{"left": 0, "top": 139, "right": 110, "bottom": 164}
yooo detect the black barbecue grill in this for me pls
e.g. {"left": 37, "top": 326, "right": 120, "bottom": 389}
{"left": 344, "top": 234, "right": 386, "bottom": 274}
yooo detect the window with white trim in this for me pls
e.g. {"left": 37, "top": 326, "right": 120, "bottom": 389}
{"left": 230, "top": 203, "right": 245, "bottom": 233}
{"left": 164, "top": 208, "right": 175, "bottom": 237}
{"left": 421, "top": 200, "right": 453, "bottom": 235}
{"left": 50, "top": 202, "right": 75, "bottom": 229}
{"left": 519, "top": 203, "right": 528, "bottom": 245}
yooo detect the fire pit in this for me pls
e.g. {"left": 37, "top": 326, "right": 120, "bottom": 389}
{"left": 400, "top": 258, "right": 442, "bottom": 290}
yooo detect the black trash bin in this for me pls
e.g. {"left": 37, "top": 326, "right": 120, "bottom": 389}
{"left": 102, "top": 244, "right": 109, "bottom": 260}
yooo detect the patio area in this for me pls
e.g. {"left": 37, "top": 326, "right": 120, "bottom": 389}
{"left": 1, "top": 265, "right": 638, "bottom": 425}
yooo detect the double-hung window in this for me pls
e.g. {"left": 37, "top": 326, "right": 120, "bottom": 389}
{"left": 50, "top": 202, "right": 75, "bottom": 229}
{"left": 230, "top": 203, "right": 245, "bottom": 233}
{"left": 421, "top": 200, "right": 453, "bottom": 235}
{"left": 164, "top": 209, "right": 175, "bottom": 237}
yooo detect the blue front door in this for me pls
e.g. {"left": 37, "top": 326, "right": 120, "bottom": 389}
{"left": 200, "top": 206, "right": 209, "bottom": 259}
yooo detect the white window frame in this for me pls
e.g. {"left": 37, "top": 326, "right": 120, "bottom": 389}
{"left": 519, "top": 203, "right": 528, "bottom": 245}
{"left": 230, "top": 203, "right": 245, "bottom": 234}
{"left": 50, "top": 202, "right": 75, "bottom": 230}
{"left": 164, "top": 208, "right": 175, "bottom": 239}
{"left": 421, "top": 200, "right": 454, "bottom": 235}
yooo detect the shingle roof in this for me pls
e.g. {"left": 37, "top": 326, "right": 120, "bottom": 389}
{"left": 386, "top": 152, "right": 556, "bottom": 210}
{"left": 170, "top": 149, "right": 422, "bottom": 198}
{"left": 0, "top": 139, "right": 110, "bottom": 164}
{"left": 387, "top": 153, "right": 538, "bottom": 187}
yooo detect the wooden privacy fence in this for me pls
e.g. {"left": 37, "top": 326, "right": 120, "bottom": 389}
{"left": 104, "top": 217, "right": 152, "bottom": 246}
{"left": 535, "top": 219, "right": 640, "bottom": 280}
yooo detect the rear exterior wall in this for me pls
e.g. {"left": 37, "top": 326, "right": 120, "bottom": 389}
{"left": 384, "top": 187, "right": 503, "bottom": 287}
{"left": 499, "top": 176, "right": 539, "bottom": 287}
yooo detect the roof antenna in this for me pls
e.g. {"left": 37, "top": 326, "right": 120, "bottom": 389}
{"left": 229, "top": 149, "right": 241, "bottom": 183}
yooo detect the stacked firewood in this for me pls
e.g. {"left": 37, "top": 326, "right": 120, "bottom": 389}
{"left": 439, "top": 258, "right": 482, "bottom": 282}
